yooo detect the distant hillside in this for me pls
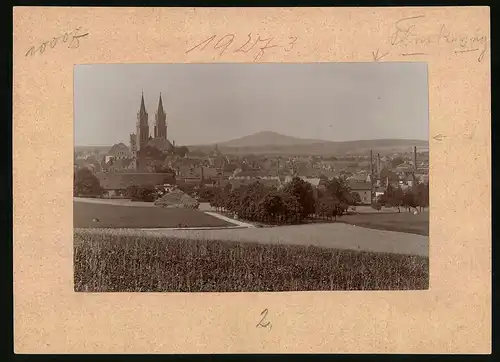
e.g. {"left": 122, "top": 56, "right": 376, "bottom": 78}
{"left": 217, "top": 131, "right": 327, "bottom": 148}
{"left": 74, "top": 145, "right": 112, "bottom": 154}
{"left": 190, "top": 132, "right": 429, "bottom": 156}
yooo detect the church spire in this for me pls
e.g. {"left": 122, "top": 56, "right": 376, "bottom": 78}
{"left": 154, "top": 92, "right": 167, "bottom": 139}
{"left": 157, "top": 92, "right": 164, "bottom": 115}
{"left": 139, "top": 91, "right": 147, "bottom": 116}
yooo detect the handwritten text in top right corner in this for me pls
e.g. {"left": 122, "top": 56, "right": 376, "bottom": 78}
{"left": 372, "top": 15, "right": 488, "bottom": 64}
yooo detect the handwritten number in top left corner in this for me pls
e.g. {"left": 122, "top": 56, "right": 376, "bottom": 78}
{"left": 25, "top": 27, "right": 89, "bottom": 57}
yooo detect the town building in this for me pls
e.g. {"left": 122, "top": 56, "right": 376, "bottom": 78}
{"left": 96, "top": 172, "right": 175, "bottom": 197}
{"left": 348, "top": 180, "right": 372, "bottom": 205}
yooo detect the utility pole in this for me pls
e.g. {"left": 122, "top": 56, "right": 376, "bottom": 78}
{"left": 413, "top": 146, "right": 417, "bottom": 187}
{"left": 369, "top": 150, "right": 374, "bottom": 204}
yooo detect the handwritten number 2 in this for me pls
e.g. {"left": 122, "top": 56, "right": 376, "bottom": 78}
{"left": 256, "top": 308, "right": 272, "bottom": 331}
{"left": 234, "top": 33, "right": 255, "bottom": 53}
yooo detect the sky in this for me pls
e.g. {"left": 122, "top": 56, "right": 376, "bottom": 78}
{"left": 74, "top": 63, "right": 428, "bottom": 146}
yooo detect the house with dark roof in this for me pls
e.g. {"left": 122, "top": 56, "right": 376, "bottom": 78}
{"left": 96, "top": 172, "right": 175, "bottom": 197}
{"left": 231, "top": 169, "right": 279, "bottom": 180}
{"left": 177, "top": 166, "right": 220, "bottom": 184}
{"left": 224, "top": 178, "right": 281, "bottom": 191}
{"left": 348, "top": 180, "right": 372, "bottom": 205}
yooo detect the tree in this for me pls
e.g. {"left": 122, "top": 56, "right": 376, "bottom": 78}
{"left": 209, "top": 187, "right": 228, "bottom": 212}
{"left": 317, "top": 195, "right": 339, "bottom": 220}
{"left": 414, "top": 182, "right": 429, "bottom": 211}
{"left": 223, "top": 183, "right": 232, "bottom": 193}
{"left": 281, "top": 193, "right": 303, "bottom": 224}
{"left": 403, "top": 189, "right": 418, "bottom": 212}
{"left": 130, "top": 184, "right": 157, "bottom": 202}
{"left": 350, "top": 192, "right": 361, "bottom": 206}
{"left": 174, "top": 146, "right": 189, "bottom": 157}
{"left": 382, "top": 184, "right": 405, "bottom": 212}
{"left": 380, "top": 167, "right": 398, "bottom": 183}
{"left": 391, "top": 156, "right": 404, "bottom": 169}
{"left": 322, "top": 177, "right": 353, "bottom": 215}
{"left": 257, "top": 191, "right": 286, "bottom": 223}
{"left": 198, "top": 187, "right": 215, "bottom": 202}
{"left": 74, "top": 168, "right": 104, "bottom": 197}
{"left": 282, "top": 177, "right": 316, "bottom": 217}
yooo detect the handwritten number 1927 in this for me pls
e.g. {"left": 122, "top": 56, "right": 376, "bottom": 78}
{"left": 186, "top": 34, "right": 298, "bottom": 61}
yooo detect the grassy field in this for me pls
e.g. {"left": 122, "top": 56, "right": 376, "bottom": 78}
{"left": 336, "top": 211, "right": 429, "bottom": 236}
{"left": 74, "top": 201, "right": 234, "bottom": 228}
{"left": 74, "top": 229, "right": 429, "bottom": 292}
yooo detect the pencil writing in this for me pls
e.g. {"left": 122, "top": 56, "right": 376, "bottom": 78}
{"left": 25, "top": 26, "right": 90, "bottom": 57}
{"left": 186, "top": 33, "right": 298, "bottom": 61}
{"left": 256, "top": 308, "right": 272, "bottom": 331}
{"left": 387, "top": 16, "right": 488, "bottom": 62}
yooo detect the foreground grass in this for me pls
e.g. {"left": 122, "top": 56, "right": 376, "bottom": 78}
{"left": 74, "top": 230, "right": 429, "bottom": 292}
{"left": 74, "top": 201, "right": 233, "bottom": 228}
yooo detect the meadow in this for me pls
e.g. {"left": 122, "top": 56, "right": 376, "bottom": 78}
{"left": 336, "top": 211, "right": 429, "bottom": 236}
{"left": 74, "top": 201, "right": 234, "bottom": 228}
{"left": 74, "top": 229, "right": 429, "bottom": 292}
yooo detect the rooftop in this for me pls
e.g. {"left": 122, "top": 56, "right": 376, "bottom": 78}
{"left": 96, "top": 172, "right": 175, "bottom": 190}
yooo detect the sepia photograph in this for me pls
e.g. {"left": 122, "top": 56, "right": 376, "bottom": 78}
{"left": 73, "top": 63, "right": 429, "bottom": 292}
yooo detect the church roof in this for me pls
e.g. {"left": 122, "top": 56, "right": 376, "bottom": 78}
{"left": 108, "top": 142, "right": 131, "bottom": 156}
{"left": 146, "top": 137, "right": 173, "bottom": 152}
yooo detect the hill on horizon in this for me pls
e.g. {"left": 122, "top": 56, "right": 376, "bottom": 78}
{"left": 75, "top": 132, "right": 429, "bottom": 157}
{"left": 189, "top": 131, "right": 428, "bottom": 156}
{"left": 214, "top": 131, "right": 328, "bottom": 148}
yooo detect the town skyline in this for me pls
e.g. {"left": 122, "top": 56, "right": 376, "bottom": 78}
{"left": 74, "top": 63, "right": 429, "bottom": 146}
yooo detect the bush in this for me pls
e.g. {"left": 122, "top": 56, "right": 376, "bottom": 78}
{"left": 198, "top": 187, "right": 216, "bottom": 202}
{"left": 128, "top": 185, "right": 157, "bottom": 202}
{"left": 371, "top": 202, "right": 382, "bottom": 211}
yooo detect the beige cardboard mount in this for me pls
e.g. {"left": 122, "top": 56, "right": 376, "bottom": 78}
{"left": 13, "top": 6, "right": 491, "bottom": 354}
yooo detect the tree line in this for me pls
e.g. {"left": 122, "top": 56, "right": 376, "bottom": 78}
{"left": 376, "top": 183, "right": 429, "bottom": 213}
{"left": 206, "top": 177, "right": 429, "bottom": 225}
{"left": 206, "top": 177, "right": 360, "bottom": 225}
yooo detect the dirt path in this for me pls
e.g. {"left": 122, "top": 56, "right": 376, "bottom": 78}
{"left": 74, "top": 197, "right": 156, "bottom": 207}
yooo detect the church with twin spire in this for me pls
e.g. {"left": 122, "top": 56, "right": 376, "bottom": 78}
{"left": 130, "top": 92, "right": 174, "bottom": 154}
{"left": 128, "top": 92, "right": 175, "bottom": 170}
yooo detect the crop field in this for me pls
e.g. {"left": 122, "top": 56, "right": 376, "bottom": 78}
{"left": 74, "top": 201, "right": 234, "bottom": 228}
{"left": 337, "top": 211, "right": 429, "bottom": 236}
{"left": 74, "top": 229, "right": 429, "bottom": 292}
